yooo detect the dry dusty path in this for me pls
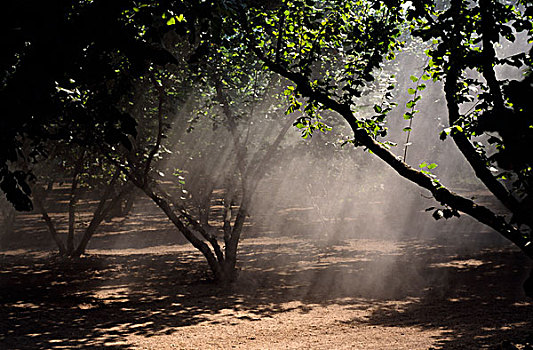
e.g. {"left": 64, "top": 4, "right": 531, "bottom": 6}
{"left": 1, "top": 233, "right": 532, "bottom": 349}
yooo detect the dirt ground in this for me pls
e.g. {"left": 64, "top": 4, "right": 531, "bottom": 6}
{"left": 1, "top": 205, "right": 533, "bottom": 349}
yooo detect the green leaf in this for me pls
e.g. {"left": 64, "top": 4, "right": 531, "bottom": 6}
{"left": 417, "top": 84, "right": 426, "bottom": 91}
{"left": 419, "top": 162, "right": 428, "bottom": 168}
{"left": 166, "top": 17, "right": 176, "bottom": 25}
{"left": 373, "top": 104, "right": 382, "bottom": 113}
{"left": 408, "top": 88, "right": 416, "bottom": 95}
{"left": 427, "top": 163, "right": 438, "bottom": 170}
{"left": 410, "top": 75, "right": 419, "bottom": 82}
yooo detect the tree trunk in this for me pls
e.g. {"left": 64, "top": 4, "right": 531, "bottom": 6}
{"left": 0, "top": 203, "right": 16, "bottom": 236}
{"left": 66, "top": 196, "right": 76, "bottom": 254}
{"left": 524, "top": 270, "right": 533, "bottom": 299}
{"left": 67, "top": 152, "right": 85, "bottom": 254}
{"left": 72, "top": 173, "right": 128, "bottom": 257}
{"left": 222, "top": 192, "right": 250, "bottom": 282}
{"left": 138, "top": 182, "right": 228, "bottom": 281}
{"left": 32, "top": 188, "right": 67, "bottom": 255}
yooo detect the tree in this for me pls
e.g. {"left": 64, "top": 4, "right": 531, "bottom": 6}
{"left": 29, "top": 143, "right": 132, "bottom": 257}
{"left": 103, "top": 44, "right": 295, "bottom": 281}
{"left": 0, "top": 0, "right": 181, "bottom": 211}
{"left": 0, "top": 196, "right": 16, "bottom": 239}
{"left": 2, "top": 0, "right": 294, "bottom": 281}
{"left": 3, "top": 0, "right": 532, "bottom": 290}
{"left": 237, "top": 0, "right": 533, "bottom": 291}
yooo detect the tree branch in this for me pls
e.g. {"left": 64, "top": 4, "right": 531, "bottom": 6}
{"left": 250, "top": 39, "right": 533, "bottom": 258}
{"left": 144, "top": 76, "right": 165, "bottom": 186}
{"left": 443, "top": 0, "right": 532, "bottom": 229}
{"left": 32, "top": 186, "right": 67, "bottom": 255}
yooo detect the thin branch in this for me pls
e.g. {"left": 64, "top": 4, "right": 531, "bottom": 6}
{"left": 479, "top": 0, "right": 505, "bottom": 110}
{"left": 32, "top": 187, "right": 67, "bottom": 255}
{"left": 249, "top": 114, "right": 296, "bottom": 188}
{"left": 403, "top": 59, "right": 430, "bottom": 163}
{"left": 213, "top": 75, "right": 249, "bottom": 176}
{"left": 144, "top": 75, "right": 165, "bottom": 186}
{"left": 275, "top": 5, "right": 287, "bottom": 64}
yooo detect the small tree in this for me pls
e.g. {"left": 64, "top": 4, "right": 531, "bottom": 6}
{"left": 27, "top": 143, "right": 132, "bottom": 257}
{"left": 105, "top": 46, "right": 294, "bottom": 280}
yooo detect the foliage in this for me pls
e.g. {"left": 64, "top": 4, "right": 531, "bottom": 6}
{"left": 245, "top": 0, "right": 405, "bottom": 140}
{"left": 0, "top": 0, "right": 201, "bottom": 210}
{"left": 2, "top": 0, "right": 533, "bottom": 290}
{"left": 240, "top": 0, "right": 533, "bottom": 265}
{"left": 410, "top": 0, "right": 533, "bottom": 228}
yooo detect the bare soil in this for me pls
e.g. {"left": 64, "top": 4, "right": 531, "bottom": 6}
{"left": 1, "top": 203, "right": 532, "bottom": 349}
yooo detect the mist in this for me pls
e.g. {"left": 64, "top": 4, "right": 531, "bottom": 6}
{"left": 2, "top": 42, "right": 519, "bottom": 285}
{"left": 103, "top": 43, "right": 519, "bottom": 302}
{"left": 3, "top": 1, "right": 533, "bottom": 348}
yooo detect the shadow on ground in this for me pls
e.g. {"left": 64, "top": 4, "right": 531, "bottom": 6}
{"left": 0, "top": 232, "right": 532, "bottom": 349}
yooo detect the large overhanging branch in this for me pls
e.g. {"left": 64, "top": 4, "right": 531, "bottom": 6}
{"left": 251, "top": 43, "right": 533, "bottom": 258}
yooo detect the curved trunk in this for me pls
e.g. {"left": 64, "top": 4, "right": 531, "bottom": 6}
{"left": 139, "top": 182, "right": 228, "bottom": 280}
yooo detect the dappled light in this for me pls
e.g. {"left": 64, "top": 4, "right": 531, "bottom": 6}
{"left": 2, "top": 0, "right": 533, "bottom": 348}
{"left": 1, "top": 228, "right": 532, "bottom": 349}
